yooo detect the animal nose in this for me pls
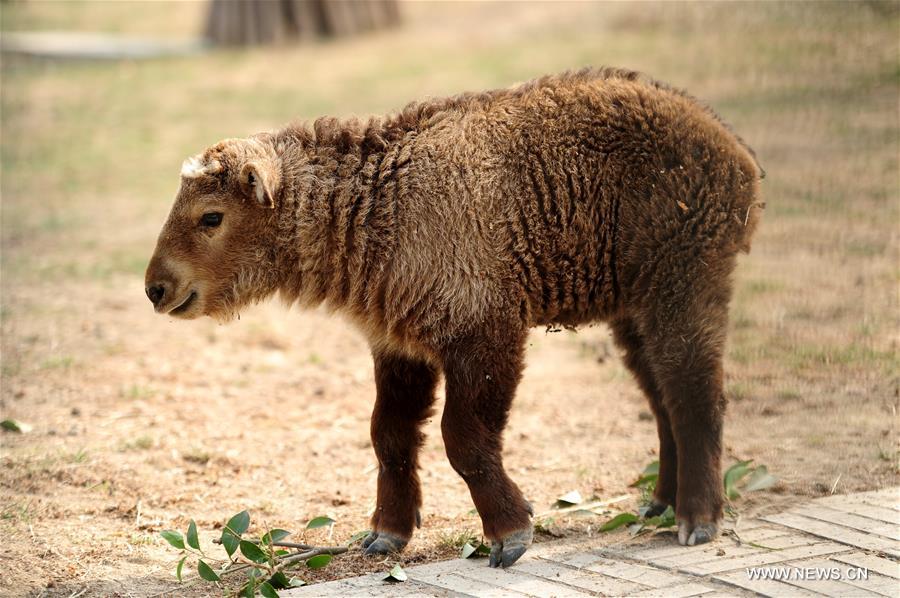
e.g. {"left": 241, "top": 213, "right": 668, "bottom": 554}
{"left": 146, "top": 284, "right": 166, "bottom": 306}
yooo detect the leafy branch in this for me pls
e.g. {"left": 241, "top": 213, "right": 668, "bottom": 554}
{"left": 160, "top": 511, "right": 368, "bottom": 597}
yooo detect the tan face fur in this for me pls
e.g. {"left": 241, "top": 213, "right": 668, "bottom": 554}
{"left": 145, "top": 137, "right": 283, "bottom": 322}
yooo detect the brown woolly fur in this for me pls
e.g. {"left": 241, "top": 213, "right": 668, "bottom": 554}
{"left": 146, "top": 67, "right": 764, "bottom": 565}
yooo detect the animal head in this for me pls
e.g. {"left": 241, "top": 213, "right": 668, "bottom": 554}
{"left": 145, "top": 136, "right": 284, "bottom": 321}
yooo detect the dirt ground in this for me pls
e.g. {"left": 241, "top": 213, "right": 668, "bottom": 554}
{"left": 1, "top": 2, "right": 897, "bottom": 597}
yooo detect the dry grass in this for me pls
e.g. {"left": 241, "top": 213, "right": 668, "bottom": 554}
{"left": 1, "top": 2, "right": 898, "bottom": 596}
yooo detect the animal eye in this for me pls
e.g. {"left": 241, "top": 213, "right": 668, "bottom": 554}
{"left": 200, "top": 212, "right": 223, "bottom": 227}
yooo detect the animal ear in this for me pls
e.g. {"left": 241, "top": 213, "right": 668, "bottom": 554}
{"left": 239, "top": 160, "right": 281, "bottom": 208}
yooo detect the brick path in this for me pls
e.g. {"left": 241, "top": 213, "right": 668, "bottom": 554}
{"left": 284, "top": 488, "right": 899, "bottom": 597}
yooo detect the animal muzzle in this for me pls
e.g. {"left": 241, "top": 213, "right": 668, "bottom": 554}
{"left": 145, "top": 256, "right": 182, "bottom": 314}
{"left": 145, "top": 281, "right": 170, "bottom": 308}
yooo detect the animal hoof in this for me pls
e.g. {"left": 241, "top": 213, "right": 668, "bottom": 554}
{"left": 362, "top": 531, "right": 408, "bottom": 555}
{"left": 488, "top": 527, "right": 533, "bottom": 568}
{"left": 677, "top": 520, "right": 718, "bottom": 546}
{"left": 643, "top": 499, "right": 670, "bottom": 518}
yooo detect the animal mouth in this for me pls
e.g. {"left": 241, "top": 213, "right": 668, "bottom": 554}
{"left": 169, "top": 291, "right": 197, "bottom": 315}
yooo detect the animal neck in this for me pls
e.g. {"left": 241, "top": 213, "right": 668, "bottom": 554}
{"left": 273, "top": 122, "right": 399, "bottom": 318}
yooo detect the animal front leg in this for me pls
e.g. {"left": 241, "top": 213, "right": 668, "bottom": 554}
{"left": 441, "top": 330, "right": 533, "bottom": 568}
{"left": 363, "top": 351, "right": 439, "bottom": 556}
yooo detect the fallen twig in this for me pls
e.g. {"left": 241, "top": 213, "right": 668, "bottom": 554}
{"left": 211, "top": 537, "right": 348, "bottom": 552}
{"left": 215, "top": 544, "right": 351, "bottom": 580}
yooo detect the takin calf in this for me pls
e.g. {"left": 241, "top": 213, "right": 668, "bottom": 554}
{"left": 145, "top": 67, "right": 764, "bottom": 568}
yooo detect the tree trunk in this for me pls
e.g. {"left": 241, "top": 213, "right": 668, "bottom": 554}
{"left": 205, "top": 0, "right": 401, "bottom": 47}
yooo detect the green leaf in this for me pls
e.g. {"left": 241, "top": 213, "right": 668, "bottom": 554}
{"left": 599, "top": 512, "right": 639, "bottom": 532}
{"left": 220, "top": 530, "right": 239, "bottom": 557}
{"left": 306, "top": 554, "right": 332, "bottom": 569}
{"left": 346, "top": 529, "right": 371, "bottom": 545}
{"left": 630, "top": 473, "right": 659, "bottom": 490}
{"left": 306, "top": 516, "right": 335, "bottom": 530}
{"left": 642, "top": 461, "right": 660, "bottom": 476}
{"left": 160, "top": 530, "right": 185, "bottom": 550}
{"left": 631, "top": 461, "right": 660, "bottom": 489}
{"left": 258, "top": 581, "right": 279, "bottom": 598}
{"left": 384, "top": 564, "right": 407, "bottom": 582}
{"left": 186, "top": 520, "right": 200, "bottom": 551}
{"left": 744, "top": 465, "right": 777, "bottom": 493}
{"left": 226, "top": 510, "right": 251, "bottom": 535}
{"left": 238, "top": 580, "right": 255, "bottom": 598}
{"left": 724, "top": 460, "right": 754, "bottom": 500}
{"left": 657, "top": 506, "right": 676, "bottom": 528}
{"left": 175, "top": 556, "right": 187, "bottom": 582}
{"left": 0, "top": 419, "right": 31, "bottom": 433}
{"left": 261, "top": 528, "right": 291, "bottom": 545}
{"left": 240, "top": 540, "right": 269, "bottom": 563}
{"left": 197, "top": 559, "right": 220, "bottom": 582}
{"left": 269, "top": 571, "right": 291, "bottom": 589}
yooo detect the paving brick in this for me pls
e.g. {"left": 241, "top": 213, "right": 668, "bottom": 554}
{"left": 776, "top": 558, "right": 886, "bottom": 597}
{"left": 516, "top": 558, "right": 644, "bottom": 595}
{"left": 831, "top": 551, "right": 900, "bottom": 580}
{"left": 409, "top": 558, "right": 489, "bottom": 578}
{"left": 812, "top": 499, "right": 900, "bottom": 527}
{"left": 529, "top": 540, "right": 605, "bottom": 564}
{"left": 608, "top": 539, "right": 714, "bottom": 563}
{"left": 283, "top": 487, "right": 900, "bottom": 597}
{"left": 788, "top": 505, "right": 900, "bottom": 541}
{"left": 651, "top": 532, "right": 820, "bottom": 568}
{"left": 545, "top": 550, "right": 607, "bottom": 569}
{"left": 840, "top": 572, "right": 900, "bottom": 598}
{"left": 584, "top": 557, "right": 694, "bottom": 588}
{"left": 763, "top": 512, "right": 900, "bottom": 557}
{"left": 679, "top": 541, "right": 851, "bottom": 575}
{"left": 611, "top": 525, "right": 788, "bottom": 564}
{"left": 727, "top": 525, "right": 801, "bottom": 545}
{"left": 416, "top": 571, "right": 532, "bottom": 597}
{"left": 455, "top": 564, "right": 597, "bottom": 597}
{"left": 714, "top": 570, "right": 822, "bottom": 597}
{"left": 628, "top": 582, "right": 718, "bottom": 597}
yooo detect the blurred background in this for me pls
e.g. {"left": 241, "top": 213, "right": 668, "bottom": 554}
{"left": 1, "top": 1, "right": 897, "bottom": 596}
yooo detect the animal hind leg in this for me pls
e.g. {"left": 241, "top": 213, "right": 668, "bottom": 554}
{"left": 440, "top": 327, "right": 533, "bottom": 568}
{"left": 363, "top": 351, "right": 439, "bottom": 555}
{"left": 639, "top": 272, "right": 734, "bottom": 546}
{"left": 610, "top": 316, "right": 678, "bottom": 516}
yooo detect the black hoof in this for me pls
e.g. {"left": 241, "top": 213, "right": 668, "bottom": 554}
{"left": 488, "top": 527, "right": 533, "bottom": 568}
{"left": 361, "top": 531, "right": 408, "bottom": 555}
{"left": 644, "top": 499, "right": 670, "bottom": 518}
{"left": 677, "top": 520, "right": 718, "bottom": 546}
